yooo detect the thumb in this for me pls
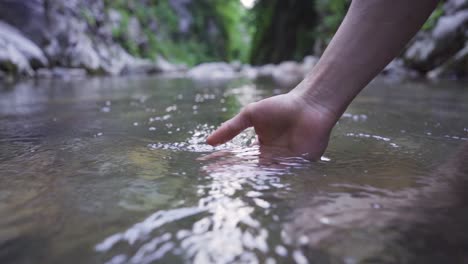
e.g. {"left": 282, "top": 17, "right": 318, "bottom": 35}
{"left": 206, "top": 110, "right": 252, "bottom": 146}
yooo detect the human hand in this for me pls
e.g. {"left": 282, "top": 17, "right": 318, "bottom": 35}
{"left": 206, "top": 92, "right": 338, "bottom": 160}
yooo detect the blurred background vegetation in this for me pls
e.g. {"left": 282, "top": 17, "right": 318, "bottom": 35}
{"left": 103, "top": 0, "right": 447, "bottom": 65}
{"left": 103, "top": 0, "right": 354, "bottom": 65}
{"left": 103, "top": 0, "right": 251, "bottom": 66}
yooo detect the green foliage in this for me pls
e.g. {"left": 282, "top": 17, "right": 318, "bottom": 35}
{"left": 212, "top": 1, "right": 250, "bottom": 61}
{"left": 314, "top": 0, "right": 349, "bottom": 47}
{"left": 249, "top": 0, "right": 317, "bottom": 64}
{"left": 102, "top": 0, "right": 250, "bottom": 65}
{"left": 422, "top": 3, "right": 444, "bottom": 31}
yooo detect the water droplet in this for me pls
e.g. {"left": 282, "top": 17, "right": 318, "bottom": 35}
{"left": 101, "top": 106, "right": 111, "bottom": 113}
{"left": 275, "top": 245, "right": 288, "bottom": 257}
{"left": 319, "top": 216, "right": 331, "bottom": 225}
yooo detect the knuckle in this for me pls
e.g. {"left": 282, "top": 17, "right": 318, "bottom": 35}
{"left": 242, "top": 103, "right": 255, "bottom": 115}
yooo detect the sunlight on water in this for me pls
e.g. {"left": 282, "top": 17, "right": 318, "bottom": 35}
{"left": 96, "top": 142, "right": 313, "bottom": 263}
{"left": 1, "top": 77, "right": 468, "bottom": 263}
{"left": 148, "top": 124, "right": 256, "bottom": 152}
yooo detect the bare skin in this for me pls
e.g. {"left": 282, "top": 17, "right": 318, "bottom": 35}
{"left": 207, "top": 0, "right": 439, "bottom": 160}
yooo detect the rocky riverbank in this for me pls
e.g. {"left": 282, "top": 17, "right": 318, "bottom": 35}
{"left": 0, "top": 0, "right": 185, "bottom": 80}
{"left": 0, "top": 0, "right": 467, "bottom": 82}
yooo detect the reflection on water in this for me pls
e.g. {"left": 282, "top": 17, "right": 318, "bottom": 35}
{"left": 0, "top": 76, "right": 468, "bottom": 263}
{"left": 97, "top": 144, "right": 313, "bottom": 264}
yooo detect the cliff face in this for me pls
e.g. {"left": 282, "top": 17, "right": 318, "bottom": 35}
{"left": 0, "top": 0, "right": 247, "bottom": 78}
{"left": 0, "top": 0, "right": 157, "bottom": 77}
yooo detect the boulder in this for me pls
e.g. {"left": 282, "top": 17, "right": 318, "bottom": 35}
{"left": 444, "top": 0, "right": 468, "bottom": 15}
{"left": 187, "top": 62, "right": 238, "bottom": 79}
{"left": 302, "top": 55, "right": 319, "bottom": 74}
{"left": 404, "top": 9, "right": 468, "bottom": 75}
{"left": 0, "top": 21, "right": 48, "bottom": 75}
{"left": 428, "top": 42, "right": 468, "bottom": 79}
{"left": 154, "top": 56, "right": 181, "bottom": 73}
{"left": 381, "top": 59, "right": 420, "bottom": 80}
{"left": 0, "top": 0, "right": 48, "bottom": 45}
{"left": 65, "top": 33, "right": 101, "bottom": 72}
{"left": 272, "top": 61, "right": 305, "bottom": 87}
{"left": 36, "top": 67, "right": 87, "bottom": 79}
{"left": 239, "top": 64, "right": 258, "bottom": 79}
{"left": 255, "top": 64, "right": 276, "bottom": 80}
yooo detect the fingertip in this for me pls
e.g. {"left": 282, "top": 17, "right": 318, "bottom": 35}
{"left": 205, "top": 133, "right": 219, "bottom": 146}
{"left": 206, "top": 112, "right": 252, "bottom": 146}
{"left": 206, "top": 127, "right": 225, "bottom": 146}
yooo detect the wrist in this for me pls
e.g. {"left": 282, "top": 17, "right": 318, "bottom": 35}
{"left": 290, "top": 59, "right": 364, "bottom": 122}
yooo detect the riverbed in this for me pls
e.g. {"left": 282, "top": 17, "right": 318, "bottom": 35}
{"left": 1, "top": 76, "right": 467, "bottom": 263}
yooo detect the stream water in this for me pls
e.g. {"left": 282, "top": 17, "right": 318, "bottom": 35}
{"left": 0, "top": 76, "right": 467, "bottom": 264}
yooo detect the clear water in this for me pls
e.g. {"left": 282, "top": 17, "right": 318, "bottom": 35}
{"left": 0, "top": 76, "right": 467, "bottom": 264}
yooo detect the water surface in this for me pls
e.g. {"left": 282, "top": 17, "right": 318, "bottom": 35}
{"left": 0, "top": 76, "right": 468, "bottom": 263}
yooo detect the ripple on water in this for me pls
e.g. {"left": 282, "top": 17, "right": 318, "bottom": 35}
{"left": 345, "top": 132, "right": 399, "bottom": 148}
{"left": 148, "top": 124, "right": 256, "bottom": 153}
{"left": 96, "top": 131, "right": 315, "bottom": 263}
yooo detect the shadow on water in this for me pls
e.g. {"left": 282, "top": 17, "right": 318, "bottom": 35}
{"left": 0, "top": 76, "right": 468, "bottom": 263}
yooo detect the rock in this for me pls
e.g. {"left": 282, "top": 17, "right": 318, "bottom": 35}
{"left": 272, "top": 61, "right": 305, "bottom": 87}
{"left": 230, "top": 60, "right": 243, "bottom": 71}
{"left": 381, "top": 59, "right": 420, "bottom": 80}
{"left": 66, "top": 33, "right": 101, "bottom": 73}
{"left": 404, "top": 10, "right": 468, "bottom": 72}
{"left": 187, "top": 62, "right": 238, "bottom": 79}
{"left": 36, "top": 67, "right": 87, "bottom": 79}
{"left": 0, "top": 0, "right": 48, "bottom": 45}
{"left": 427, "top": 42, "right": 468, "bottom": 79}
{"left": 0, "top": 40, "right": 33, "bottom": 76}
{"left": 154, "top": 56, "right": 181, "bottom": 73}
{"left": 444, "top": 0, "right": 468, "bottom": 15}
{"left": 255, "top": 64, "right": 276, "bottom": 80}
{"left": 108, "top": 8, "right": 122, "bottom": 29}
{"left": 121, "top": 55, "right": 180, "bottom": 75}
{"left": 433, "top": 10, "right": 468, "bottom": 39}
{"left": 239, "top": 64, "right": 258, "bottom": 79}
{"left": 127, "top": 17, "right": 143, "bottom": 43}
{"left": 302, "top": 55, "right": 319, "bottom": 73}
{"left": 0, "top": 21, "right": 48, "bottom": 75}
{"left": 35, "top": 68, "right": 53, "bottom": 78}
{"left": 96, "top": 43, "right": 134, "bottom": 75}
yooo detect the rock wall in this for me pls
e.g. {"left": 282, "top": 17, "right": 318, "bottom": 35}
{"left": 404, "top": 0, "right": 468, "bottom": 79}
{"left": 0, "top": 0, "right": 179, "bottom": 79}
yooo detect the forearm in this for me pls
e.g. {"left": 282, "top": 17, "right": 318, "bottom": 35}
{"left": 293, "top": 0, "right": 439, "bottom": 119}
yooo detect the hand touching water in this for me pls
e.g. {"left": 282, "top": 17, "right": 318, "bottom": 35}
{"left": 206, "top": 93, "right": 338, "bottom": 160}
{"left": 207, "top": 0, "right": 438, "bottom": 160}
